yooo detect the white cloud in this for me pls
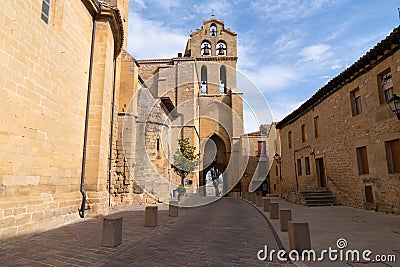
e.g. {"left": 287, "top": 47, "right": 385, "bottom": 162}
{"left": 300, "top": 44, "right": 333, "bottom": 62}
{"left": 151, "top": 0, "right": 181, "bottom": 10}
{"left": 271, "top": 99, "right": 306, "bottom": 122}
{"left": 244, "top": 65, "right": 302, "bottom": 93}
{"left": 272, "top": 34, "right": 301, "bottom": 53}
{"left": 193, "top": 0, "right": 233, "bottom": 17}
{"left": 250, "top": 0, "right": 342, "bottom": 21}
{"left": 132, "top": 0, "right": 146, "bottom": 9}
{"left": 127, "top": 12, "right": 188, "bottom": 59}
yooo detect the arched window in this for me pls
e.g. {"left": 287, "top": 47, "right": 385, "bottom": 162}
{"left": 201, "top": 65, "right": 207, "bottom": 94}
{"left": 201, "top": 41, "right": 211, "bottom": 56}
{"left": 210, "top": 24, "right": 217, "bottom": 37}
{"left": 220, "top": 65, "right": 227, "bottom": 94}
{"left": 216, "top": 41, "right": 227, "bottom": 56}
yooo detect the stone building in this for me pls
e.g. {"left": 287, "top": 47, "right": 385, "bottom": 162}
{"left": 276, "top": 26, "right": 400, "bottom": 214}
{"left": 132, "top": 18, "right": 244, "bottom": 201}
{"left": 237, "top": 123, "right": 279, "bottom": 195}
{"left": 0, "top": 0, "right": 132, "bottom": 242}
{"left": 0, "top": 1, "right": 245, "bottom": 242}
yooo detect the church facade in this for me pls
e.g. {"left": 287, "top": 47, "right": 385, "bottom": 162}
{"left": 0, "top": 0, "right": 245, "bottom": 242}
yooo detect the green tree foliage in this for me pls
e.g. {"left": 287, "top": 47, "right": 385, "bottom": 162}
{"left": 171, "top": 138, "right": 199, "bottom": 185}
{"left": 209, "top": 167, "right": 222, "bottom": 196}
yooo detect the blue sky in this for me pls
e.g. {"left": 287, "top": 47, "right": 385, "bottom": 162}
{"left": 127, "top": 0, "right": 399, "bottom": 132}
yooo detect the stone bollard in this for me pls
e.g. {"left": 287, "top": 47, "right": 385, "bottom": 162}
{"left": 145, "top": 206, "right": 158, "bottom": 227}
{"left": 247, "top": 192, "right": 252, "bottom": 201}
{"left": 251, "top": 193, "right": 256, "bottom": 204}
{"left": 264, "top": 198, "right": 272, "bottom": 212}
{"left": 256, "top": 194, "right": 262, "bottom": 207}
{"left": 279, "top": 210, "right": 292, "bottom": 232}
{"left": 269, "top": 202, "right": 279, "bottom": 219}
{"left": 169, "top": 201, "right": 179, "bottom": 217}
{"left": 288, "top": 222, "right": 311, "bottom": 252}
{"left": 241, "top": 192, "right": 245, "bottom": 199}
{"left": 102, "top": 217, "right": 122, "bottom": 247}
{"left": 262, "top": 197, "right": 269, "bottom": 212}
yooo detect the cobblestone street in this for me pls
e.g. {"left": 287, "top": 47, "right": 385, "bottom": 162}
{"left": 0, "top": 198, "right": 285, "bottom": 266}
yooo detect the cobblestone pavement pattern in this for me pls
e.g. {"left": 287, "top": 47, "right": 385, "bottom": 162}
{"left": 0, "top": 198, "right": 285, "bottom": 266}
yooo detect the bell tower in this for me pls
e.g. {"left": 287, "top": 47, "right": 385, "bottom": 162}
{"left": 183, "top": 18, "right": 243, "bottom": 196}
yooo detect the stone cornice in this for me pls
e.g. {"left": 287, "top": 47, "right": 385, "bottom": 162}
{"left": 81, "top": 0, "right": 124, "bottom": 59}
{"left": 195, "top": 56, "right": 238, "bottom": 62}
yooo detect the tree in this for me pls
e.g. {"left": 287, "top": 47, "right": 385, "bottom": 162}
{"left": 209, "top": 167, "right": 222, "bottom": 196}
{"left": 171, "top": 138, "right": 199, "bottom": 186}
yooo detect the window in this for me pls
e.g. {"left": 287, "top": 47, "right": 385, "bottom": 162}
{"left": 216, "top": 41, "right": 227, "bottom": 56}
{"left": 356, "top": 146, "right": 369, "bottom": 175}
{"left": 385, "top": 139, "right": 400, "bottom": 173}
{"left": 288, "top": 131, "right": 292, "bottom": 149}
{"left": 350, "top": 88, "right": 362, "bottom": 116}
{"left": 201, "top": 65, "right": 207, "bottom": 94}
{"left": 156, "top": 138, "right": 160, "bottom": 151}
{"left": 201, "top": 41, "right": 211, "bottom": 56}
{"left": 41, "top": 0, "right": 51, "bottom": 24}
{"left": 220, "top": 65, "right": 227, "bottom": 94}
{"left": 378, "top": 69, "right": 393, "bottom": 104}
{"left": 314, "top": 116, "right": 320, "bottom": 138}
{"left": 297, "top": 158, "right": 302, "bottom": 176}
{"left": 301, "top": 124, "right": 307, "bottom": 142}
{"left": 275, "top": 165, "right": 278, "bottom": 176}
{"left": 365, "top": 185, "right": 374, "bottom": 204}
{"left": 305, "top": 157, "right": 310, "bottom": 175}
{"left": 210, "top": 25, "right": 217, "bottom": 37}
{"left": 258, "top": 141, "right": 266, "bottom": 156}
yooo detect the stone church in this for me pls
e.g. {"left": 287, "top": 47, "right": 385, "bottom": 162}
{"left": 0, "top": 0, "right": 245, "bottom": 242}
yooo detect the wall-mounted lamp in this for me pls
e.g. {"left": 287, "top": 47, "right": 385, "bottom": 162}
{"left": 387, "top": 94, "right": 400, "bottom": 120}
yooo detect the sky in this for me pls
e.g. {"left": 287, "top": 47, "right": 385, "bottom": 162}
{"left": 127, "top": 0, "right": 400, "bottom": 133}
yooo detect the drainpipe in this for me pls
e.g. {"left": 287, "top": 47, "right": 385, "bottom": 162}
{"left": 108, "top": 59, "right": 117, "bottom": 207}
{"left": 79, "top": 3, "right": 102, "bottom": 218}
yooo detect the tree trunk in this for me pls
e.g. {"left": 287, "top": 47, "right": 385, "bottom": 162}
{"left": 212, "top": 179, "right": 220, "bottom": 196}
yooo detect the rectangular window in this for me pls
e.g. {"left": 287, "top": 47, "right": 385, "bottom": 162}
{"left": 385, "top": 139, "right": 400, "bottom": 173}
{"left": 41, "top": 0, "right": 51, "bottom": 24}
{"left": 350, "top": 88, "right": 362, "bottom": 116}
{"left": 288, "top": 131, "right": 292, "bottom": 149}
{"left": 156, "top": 138, "right": 160, "bottom": 151}
{"left": 275, "top": 165, "right": 278, "bottom": 176}
{"left": 378, "top": 69, "right": 393, "bottom": 104}
{"left": 305, "top": 156, "right": 310, "bottom": 175}
{"left": 365, "top": 185, "right": 374, "bottom": 204}
{"left": 297, "top": 158, "right": 302, "bottom": 176}
{"left": 356, "top": 146, "right": 369, "bottom": 175}
{"left": 314, "top": 116, "right": 320, "bottom": 138}
{"left": 258, "top": 141, "right": 266, "bottom": 156}
{"left": 301, "top": 124, "right": 307, "bottom": 142}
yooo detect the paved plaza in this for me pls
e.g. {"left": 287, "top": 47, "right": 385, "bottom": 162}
{"left": 0, "top": 197, "right": 399, "bottom": 266}
{"left": 0, "top": 198, "right": 285, "bottom": 266}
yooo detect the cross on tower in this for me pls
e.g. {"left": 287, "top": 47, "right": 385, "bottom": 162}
{"left": 211, "top": 9, "right": 215, "bottom": 17}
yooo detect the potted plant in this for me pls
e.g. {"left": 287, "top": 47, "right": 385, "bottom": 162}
{"left": 177, "top": 185, "right": 186, "bottom": 201}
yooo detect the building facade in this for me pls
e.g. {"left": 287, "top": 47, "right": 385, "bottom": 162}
{"left": 237, "top": 124, "right": 280, "bottom": 195}
{"left": 0, "top": 2, "right": 246, "bottom": 242}
{"left": 130, "top": 18, "right": 244, "bottom": 201}
{"left": 0, "top": 0, "right": 131, "bottom": 242}
{"left": 276, "top": 26, "right": 400, "bottom": 214}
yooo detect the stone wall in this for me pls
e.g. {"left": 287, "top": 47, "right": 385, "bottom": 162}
{"left": 278, "top": 47, "right": 400, "bottom": 214}
{"left": 0, "top": 0, "right": 126, "bottom": 242}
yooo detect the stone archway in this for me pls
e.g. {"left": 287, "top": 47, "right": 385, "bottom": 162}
{"left": 199, "top": 134, "right": 229, "bottom": 196}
